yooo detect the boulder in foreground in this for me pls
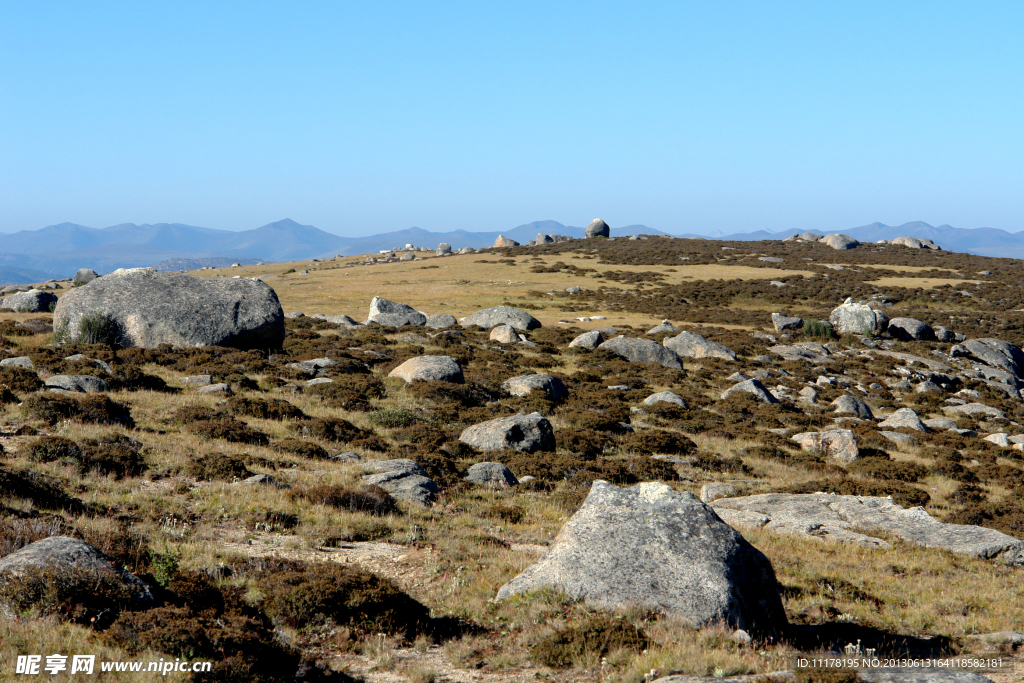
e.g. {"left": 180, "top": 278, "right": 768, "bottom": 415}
{"left": 367, "top": 296, "right": 426, "bottom": 327}
{"left": 496, "top": 481, "right": 786, "bottom": 637}
{"left": 0, "top": 289, "right": 57, "bottom": 313}
{"left": 829, "top": 298, "right": 888, "bottom": 336}
{"left": 388, "top": 355, "right": 464, "bottom": 384}
{"left": 53, "top": 268, "right": 284, "bottom": 350}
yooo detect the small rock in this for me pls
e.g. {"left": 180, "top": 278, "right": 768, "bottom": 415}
{"left": 915, "top": 380, "right": 943, "bottom": 394}
{"left": 367, "top": 296, "right": 426, "bottom": 327}
{"left": 459, "top": 412, "right": 555, "bottom": 453}
{"left": 599, "top": 337, "right": 684, "bottom": 369}
{"left": 643, "top": 391, "right": 687, "bottom": 408}
{"left": 0, "top": 356, "right": 34, "bottom": 369}
{"left": 45, "top": 375, "right": 110, "bottom": 393}
{"left": 568, "top": 330, "right": 605, "bottom": 350}
{"left": 663, "top": 331, "right": 737, "bottom": 361}
{"left": 388, "top": 355, "right": 464, "bottom": 384}
{"left": 832, "top": 394, "right": 873, "bottom": 419}
{"left": 361, "top": 459, "right": 439, "bottom": 505}
{"left": 72, "top": 268, "right": 98, "bottom": 286}
{"left": 791, "top": 429, "right": 859, "bottom": 463}
{"left": 923, "top": 417, "right": 959, "bottom": 431}
{"left": 502, "top": 374, "right": 569, "bottom": 401}
{"left": 878, "top": 407, "right": 928, "bottom": 432}
{"left": 771, "top": 313, "right": 803, "bottom": 333}
{"left": 198, "top": 383, "right": 232, "bottom": 394}
{"left": 721, "top": 379, "right": 779, "bottom": 404}
{"left": 798, "top": 386, "right": 818, "bottom": 403}
{"left": 489, "top": 324, "right": 523, "bottom": 344}
{"left": 984, "top": 433, "right": 1010, "bottom": 448}
{"left": 462, "top": 306, "right": 540, "bottom": 331}
{"left": 888, "top": 317, "right": 936, "bottom": 341}
{"left": 425, "top": 313, "right": 457, "bottom": 329}
{"left": 700, "top": 482, "right": 736, "bottom": 503}
{"left": 465, "top": 462, "right": 519, "bottom": 488}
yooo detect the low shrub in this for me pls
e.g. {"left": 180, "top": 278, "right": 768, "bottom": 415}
{"left": 0, "top": 516, "right": 70, "bottom": 556}
{"left": 778, "top": 477, "right": 930, "bottom": 508}
{"left": 24, "top": 436, "right": 83, "bottom": 463}
{"left": 24, "top": 394, "right": 134, "bottom": 427}
{"left": 295, "top": 484, "right": 399, "bottom": 516}
{"left": 189, "top": 416, "right": 269, "bottom": 445}
{"left": 531, "top": 613, "right": 650, "bottom": 668}
{"left": 308, "top": 375, "right": 385, "bottom": 411}
{"left": 0, "top": 366, "right": 44, "bottom": 393}
{"left": 295, "top": 417, "right": 369, "bottom": 443}
{"left": 274, "top": 438, "right": 329, "bottom": 459}
{"left": 228, "top": 396, "right": 305, "bottom": 420}
{"left": 0, "top": 564, "right": 139, "bottom": 627}
{"left": 0, "top": 465, "right": 83, "bottom": 512}
{"left": 76, "top": 433, "right": 147, "bottom": 479}
{"left": 256, "top": 561, "right": 431, "bottom": 638}
{"left": 847, "top": 458, "right": 927, "bottom": 483}
{"left": 622, "top": 429, "right": 697, "bottom": 456}
{"left": 946, "top": 501, "right": 1024, "bottom": 538}
{"left": 111, "top": 365, "right": 170, "bottom": 392}
{"left": 368, "top": 408, "right": 423, "bottom": 429}
{"left": 185, "top": 453, "right": 253, "bottom": 481}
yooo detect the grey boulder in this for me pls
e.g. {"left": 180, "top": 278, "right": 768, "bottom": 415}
{"left": 501, "top": 374, "right": 568, "bottom": 401}
{"left": 598, "top": 337, "right": 683, "bottom": 369}
{"left": 721, "top": 378, "right": 778, "bottom": 404}
{"left": 496, "top": 481, "right": 786, "bottom": 637}
{"left": 663, "top": 331, "right": 737, "bottom": 361}
{"left": 585, "top": 218, "right": 610, "bottom": 238}
{"left": 0, "top": 536, "right": 155, "bottom": 607}
{"left": 831, "top": 394, "right": 873, "bottom": 419}
{"left": 960, "top": 338, "right": 1024, "bottom": 378}
{"left": 465, "top": 462, "right": 519, "bottom": 488}
{"left": 829, "top": 298, "right": 889, "bottom": 336}
{"left": 45, "top": 375, "right": 110, "bottom": 393}
{"left": 425, "top": 313, "right": 457, "bottom": 329}
{"left": 72, "top": 268, "right": 99, "bottom": 286}
{"left": 324, "top": 314, "right": 359, "bottom": 327}
{"left": 461, "top": 306, "right": 541, "bottom": 331}
{"left": 712, "top": 493, "right": 1024, "bottom": 566}
{"left": 568, "top": 329, "right": 605, "bottom": 350}
{"left": 819, "top": 233, "right": 859, "bottom": 250}
{"left": 459, "top": 412, "right": 555, "bottom": 453}
{"left": 0, "top": 289, "right": 57, "bottom": 313}
{"left": 643, "top": 391, "right": 687, "bottom": 408}
{"left": 361, "top": 459, "right": 439, "bottom": 505}
{"left": 52, "top": 268, "right": 284, "bottom": 350}
{"left": 367, "top": 296, "right": 426, "bottom": 327}
{"left": 888, "top": 317, "right": 935, "bottom": 341}
{"left": 878, "top": 407, "right": 928, "bottom": 432}
{"left": 0, "top": 356, "right": 34, "bottom": 369}
{"left": 647, "top": 320, "right": 680, "bottom": 335}
{"left": 791, "top": 429, "right": 859, "bottom": 464}
{"left": 436, "top": 242, "right": 452, "bottom": 255}
{"left": 771, "top": 313, "right": 803, "bottom": 333}
{"left": 388, "top": 355, "right": 464, "bottom": 384}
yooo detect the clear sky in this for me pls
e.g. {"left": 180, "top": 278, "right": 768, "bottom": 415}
{"left": 2, "top": 2, "right": 1022, "bottom": 236}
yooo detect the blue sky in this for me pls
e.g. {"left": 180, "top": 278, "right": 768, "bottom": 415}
{"left": 1, "top": 2, "right": 1022, "bottom": 236}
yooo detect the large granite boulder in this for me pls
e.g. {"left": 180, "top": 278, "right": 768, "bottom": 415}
{"left": 501, "top": 374, "right": 568, "bottom": 401}
{"left": 52, "top": 268, "right": 284, "bottom": 349}
{"left": 465, "top": 462, "right": 519, "bottom": 488}
{"left": 663, "top": 331, "right": 737, "bottom": 361}
{"left": 462, "top": 306, "right": 540, "bottom": 331}
{"left": 425, "top": 313, "right": 457, "bottom": 329}
{"left": 493, "top": 235, "right": 519, "bottom": 248}
{"left": 459, "top": 412, "right": 555, "bottom": 453}
{"left": 367, "top": 296, "right": 426, "bottom": 327}
{"left": 45, "top": 375, "right": 111, "bottom": 393}
{"left": 568, "top": 330, "right": 606, "bottom": 350}
{"left": 960, "top": 339, "right": 1024, "bottom": 378}
{"left": 712, "top": 493, "right": 1024, "bottom": 566}
{"left": 496, "top": 481, "right": 787, "bottom": 637}
{"left": 829, "top": 298, "right": 889, "bottom": 336}
{"left": 585, "top": 218, "right": 610, "bottom": 238}
{"left": 791, "top": 429, "right": 859, "bottom": 463}
{"left": 388, "top": 355, "right": 464, "bottom": 383}
{"left": 819, "top": 233, "right": 859, "bottom": 250}
{"left": 643, "top": 391, "right": 687, "bottom": 408}
{"left": 888, "top": 317, "right": 935, "bottom": 341}
{"left": 878, "top": 407, "right": 928, "bottom": 432}
{"left": 831, "top": 395, "right": 873, "bottom": 419}
{"left": 598, "top": 337, "right": 683, "bottom": 369}
{"left": 0, "top": 536, "right": 155, "bottom": 608}
{"left": 0, "top": 289, "right": 57, "bottom": 313}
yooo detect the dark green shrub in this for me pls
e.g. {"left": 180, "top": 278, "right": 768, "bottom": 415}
{"left": 227, "top": 395, "right": 304, "bottom": 420}
{"left": 0, "top": 564, "right": 138, "bottom": 627}
{"left": 803, "top": 319, "right": 835, "bottom": 341}
{"left": 622, "top": 429, "right": 697, "bottom": 455}
{"left": 24, "top": 394, "right": 134, "bottom": 427}
{"left": 25, "top": 436, "right": 83, "bottom": 463}
{"left": 0, "top": 366, "right": 43, "bottom": 393}
{"left": 295, "top": 484, "right": 398, "bottom": 516}
{"left": 190, "top": 417, "right": 269, "bottom": 445}
{"left": 368, "top": 408, "right": 422, "bottom": 428}
{"left": 185, "top": 453, "right": 253, "bottom": 481}
{"left": 273, "top": 438, "right": 329, "bottom": 459}
{"left": 74, "top": 312, "right": 121, "bottom": 346}
{"left": 77, "top": 434, "right": 147, "bottom": 479}
{"left": 531, "top": 613, "right": 650, "bottom": 668}
{"left": 0, "top": 465, "right": 82, "bottom": 511}
{"left": 847, "top": 458, "right": 927, "bottom": 483}
{"left": 295, "top": 417, "right": 368, "bottom": 443}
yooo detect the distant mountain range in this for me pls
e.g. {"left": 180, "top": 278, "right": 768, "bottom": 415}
{"left": 1, "top": 217, "right": 1022, "bottom": 285}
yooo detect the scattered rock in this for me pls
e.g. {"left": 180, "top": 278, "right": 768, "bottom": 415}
{"left": 721, "top": 379, "right": 778, "bottom": 404}
{"left": 699, "top": 482, "right": 736, "bottom": 503}
{"left": 197, "top": 383, "right": 232, "bottom": 394}
{"left": 0, "top": 536, "right": 155, "bottom": 607}
{"left": 45, "top": 375, "right": 110, "bottom": 393}
{"left": 961, "top": 338, "right": 1024, "bottom": 378}
{"left": 915, "top": 381, "right": 943, "bottom": 394}
{"left": 72, "top": 268, "right": 98, "bottom": 286}
{"left": 798, "top": 386, "right": 818, "bottom": 403}
{"left": 324, "top": 314, "right": 359, "bottom": 327}
{"left": 462, "top": 306, "right": 541, "bottom": 331}
{"left": 568, "top": 330, "right": 605, "bottom": 350}
{"left": 829, "top": 298, "right": 889, "bottom": 336}
{"left": 712, "top": 493, "right": 1024, "bottom": 566}
{"left": 0, "top": 356, "right": 34, "bottom": 369}
{"left": 888, "top": 317, "right": 936, "bottom": 341}
{"left": 599, "top": 337, "right": 683, "bottom": 369}
{"left": 585, "top": 218, "right": 610, "bottom": 239}
{"left": 465, "top": 462, "right": 519, "bottom": 488}
{"left": 878, "top": 407, "right": 928, "bottom": 432}
{"left": 53, "top": 268, "right": 284, "bottom": 349}
{"left": 388, "top": 355, "right": 464, "bottom": 384}
{"left": 923, "top": 417, "right": 959, "bottom": 431}
{"left": 0, "top": 289, "right": 57, "bottom": 313}
{"left": 502, "top": 374, "right": 568, "bottom": 401}
{"left": 983, "top": 433, "right": 1010, "bottom": 448}
{"left": 496, "top": 481, "right": 786, "bottom": 637}
{"left": 361, "top": 459, "right": 439, "bottom": 505}
{"left": 832, "top": 395, "right": 873, "bottom": 419}
{"left": 663, "top": 331, "right": 737, "bottom": 361}
{"left": 643, "top": 391, "right": 687, "bottom": 408}
{"left": 767, "top": 342, "right": 831, "bottom": 363}
{"left": 436, "top": 242, "right": 452, "bottom": 255}
{"left": 425, "top": 313, "right": 457, "bottom": 329}
{"left": 459, "top": 412, "right": 555, "bottom": 453}
{"left": 647, "top": 320, "right": 680, "bottom": 335}
{"left": 771, "top": 313, "right": 803, "bottom": 333}
{"left": 493, "top": 235, "right": 519, "bottom": 248}
{"left": 489, "top": 324, "right": 524, "bottom": 344}
{"left": 367, "top": 296, "right": 426, "bottom": 327}
{"left": 879, "top": 431, "right": 916, "bottom": 449}
{"left": 791, "top": 429, "right": 859, "bottom": 463}
{"left": 943, "top": 403, "right": 1005, "bottom": 419}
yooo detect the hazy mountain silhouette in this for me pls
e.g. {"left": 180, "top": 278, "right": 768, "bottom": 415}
{"left": 2, "top": 217, "right": 1022, "bottom": 285}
